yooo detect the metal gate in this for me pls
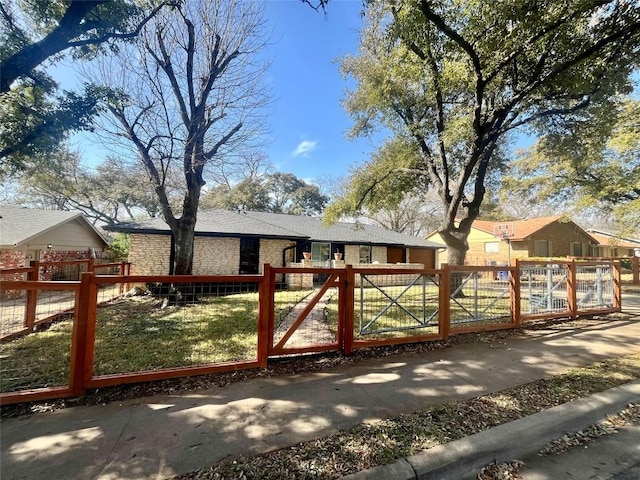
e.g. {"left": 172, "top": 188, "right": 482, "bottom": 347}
{"left": 521, "top": 264, "right": 570, "bottom": 314}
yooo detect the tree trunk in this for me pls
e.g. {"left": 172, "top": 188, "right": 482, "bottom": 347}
{"left": 439, "top": 223, "right": 472, "bottom": 297}
{"left": 161, "top": 213, "right": 198, "bottom": 305}
{"left": 439, "top": 228, "right": 469, "bottom": 267}
{"left": 172, "top": 216, "right": 197, "bottom": 275}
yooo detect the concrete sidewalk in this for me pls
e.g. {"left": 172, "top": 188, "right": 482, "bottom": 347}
{"left": 342, "top": 380, "right": 640, "bottom": 480}
{"left": 1, "top": 298, "right": 639, "bottom": 480}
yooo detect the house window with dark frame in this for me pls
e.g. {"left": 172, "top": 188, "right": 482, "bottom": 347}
{"left": 570, "top": 242, "right": 583, "bottom": 257}
{"left": 536, "top": 240, "right": 549, "bottom": 257}
{"left": 359, "top": 245, "right": 372, "bottom": 263}
{"left": 239, "top": 237, "right": 260, "bottom": 274}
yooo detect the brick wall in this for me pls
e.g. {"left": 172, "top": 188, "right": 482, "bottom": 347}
{"left": 128, "top": 234, "right": 171, "bottom": 275}
{"left": 466, "top": 239, "right": 511, "bottom": 266}
{"left": 193, "top": 237, "right": 239, "bottom": 275}
{"left": 372, "top": 246, "right": 387, "bottom": 263}
{"left": 344, "top": 245, "right": 360, "bottom": 264}
{"left": 531, "top": 222, "right": 595, "bottom": 258}
{"left": 129, "top": 234, "right": 298, "bottom": 276}
{"left": 260, "top": 239, "right": 294, "bottom": 272}
{"left": 463, "top": 221, "right": 597, "bottom": 266}
{"left": 0, "top": 249, "right": 25, "bottom": 269}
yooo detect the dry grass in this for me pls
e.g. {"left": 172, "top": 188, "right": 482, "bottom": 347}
{"left": 175, "top": 352, "right": 640, "bottom": 480}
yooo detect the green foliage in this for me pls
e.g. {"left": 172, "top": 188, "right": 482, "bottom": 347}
{"left": 108, "top": 233, "right": 130, "bottom": 262}
{"left": 325, "top": 137, "right": 422, "bottom": 224}
{"left": 202, "top": 172, "right": 328, "bottom": 216}
{"left": 0, "top": 84, "right": 111, "bottom": 177}
{"left": 331, "top": 0, "right": 640, "bottom": 263}
{"left": 503, "top": 98, "right": 640, "bottom": 233}
{"left": 0, "top": 0, "right": 171, "bottom": 174}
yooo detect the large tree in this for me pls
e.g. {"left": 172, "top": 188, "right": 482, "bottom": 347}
{"left": 95, "top": 0, "right": 270, "bottom": 274}
{"left": 503, "top": 98, "right": 640, "bottom": 233}
{"left": 0, "top": 0, "right": 174, "bottom": 176}
{"left": 201, "top": 172, "right": 329, "bottom": 216}
{"left": 326, "top": 0, "right": 640, "bottom": 265}
{"left": 8, "top": 149, "right": 169, "bottom": 225}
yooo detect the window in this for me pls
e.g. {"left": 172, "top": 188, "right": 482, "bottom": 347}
{"left": 311, "top": 242, "right": 330, "bottom": 264}
{"left": 571, "top": 242, "right": 583, "bottom": 257}
{"left": 239, "top": 238, "right": 260, "bottom": 274}
{"left": 536, "top": 240, "right": 549, "bottom": 257}
{"left": 359, "top": 245, "right": 372, "bottom": 263}
{"left": 484, "top": 242, "right": 499, "bottom": 253}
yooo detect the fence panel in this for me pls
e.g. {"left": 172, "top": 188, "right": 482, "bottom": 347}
{"left": 575, "top": 262, "right": 615, "bottom": 310}
{"left": 350, "top": 269, "right": 442, "bottom": 348}
{"left": 519, "top": 263, "right": 571, "bottom": 320}
{"left": 269, "top": 268, "right": 342, "bottom": 356}
{"left": 0, "top": 281, "right": 79, "bottom": 402}
{"left": 448, "top": 266, "right": 515, "bottom": 333}
{"left": 1, "top": 268, "right": 32, "bottom": 339}
{"left": 87, "top": 275, "right": 264, "bottom": 388}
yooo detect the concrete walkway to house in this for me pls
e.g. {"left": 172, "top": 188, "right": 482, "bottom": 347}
{"left": 274, "top": 287, "right": 338, "bottom": 347}
{"left": 1, "top": 292, "right": 639, "bottom": 480}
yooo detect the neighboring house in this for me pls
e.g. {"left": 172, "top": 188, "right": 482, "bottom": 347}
{"left": 586, "top": 229, "right": 640, "bottom": 258}
{"left": 0, "top": 205, "right": 109, "bottom": 268}
{"left": 104, "top": 209, "right": 444, "bottom": 275}
{"left": 426, "top": 215, "right": 598, "bottom": 266}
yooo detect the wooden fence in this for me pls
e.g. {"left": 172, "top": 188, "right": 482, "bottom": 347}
{"left": 0, "top": 260, "right": 130, "bottom": 341}
{"left": 0, "top": 260, "right": 622, "bottom": 406}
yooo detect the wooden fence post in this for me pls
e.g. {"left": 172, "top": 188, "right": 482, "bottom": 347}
{"left": 87, "top": 257, "right": 95, "bottom": 274}
{"left": 440, "top": 266, "right": 451, "bottom": 339}
{"left": 70, "top": 272, "right": 95, "bottom": 397}
{"left": 567, "top": 261, "right": 578, "bottom": 319}
{"left": 613, "top": 261, "right": 622, "bottom": 311}
{"left": 343, "top": 264, "right": 355, "bottom": 356}
{"left": 24, "top": 260, "right": 39, "bottom": 331}
{"left": 119, "top": 261, "right": 126, "bottom": 295}
{"left": 511, "top": 261, "right": 521, "bottom": 327}
{"left": 633, "top": 256, "right": 639, "bottom": 286}
{"left": 257, "top": 264, "right": 271, "bottom": 368}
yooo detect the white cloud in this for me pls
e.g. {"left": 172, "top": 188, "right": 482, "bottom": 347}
{"left": 291, "top": 140, "right": 318, "bottom": 157}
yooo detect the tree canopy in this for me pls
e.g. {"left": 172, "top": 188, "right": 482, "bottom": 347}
{"left": 7, "top": 149, "right": 167, "bottom": 225}
{"left": 0, "top": 0, "right": 174, "bottom": 176}
{"left": 327, "top": 0, "right": 640, "bottom": 264}
{"left": 202, "top": 172, "right": 329, "bottom": 216}
{"left": 503, "top": 98, "right": 640, "bottom": 233}
{"left": 91, "top": 0, "right": 270, "bottom": 274}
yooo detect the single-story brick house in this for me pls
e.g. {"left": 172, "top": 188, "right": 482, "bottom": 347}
{"left": 0, "top": 205, "right": 109, "bottom": 268}
{"left": 105, "top": 209, "right": 444, "bottom": 275}
{"left": 426, "top": 215, "right": 598, "bottom": 266}
{"left": 586, "top": 229, "right": 640, "bottom": 258}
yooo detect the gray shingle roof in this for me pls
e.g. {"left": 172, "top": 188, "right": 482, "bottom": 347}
{"left": 105, "top": 209, "right": 444, "bottom": 249}
{"left": 0, "top": 205, "right": 108, "bottom": 248}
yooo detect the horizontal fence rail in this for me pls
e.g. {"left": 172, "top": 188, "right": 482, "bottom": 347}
{"left": 0, "top": 260, "right": 623, "bottom": 405}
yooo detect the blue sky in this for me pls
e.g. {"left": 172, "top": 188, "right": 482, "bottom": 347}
{"left": 263, "top": 1, "right": 377, "bottom": 182}
{"left": 59, "top": 0, "right": 376, "bottom": 185}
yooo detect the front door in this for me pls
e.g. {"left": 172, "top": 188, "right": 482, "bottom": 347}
{"left": 239, "top": 238, "right": 260, "bottom": 274}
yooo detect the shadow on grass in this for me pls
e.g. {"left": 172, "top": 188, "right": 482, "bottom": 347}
{"left": 0, "top": 321, "right": 73, "bottom": 391}
{"left": 93, "top": 295, "right": 260, "bottom": 376}
{"left": 1, "top": 293, "right": 261, "bottom": 392}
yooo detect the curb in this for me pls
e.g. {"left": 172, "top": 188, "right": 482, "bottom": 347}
{"left": 341, "top": 380, "right": 640, "bottom": 480}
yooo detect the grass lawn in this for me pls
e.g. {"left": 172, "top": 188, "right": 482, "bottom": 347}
{"left": 0, "top": 290, "right": 308, "bottom": 393}
{"left": 352, "top": 283, "right": 512, "bottom": 340}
